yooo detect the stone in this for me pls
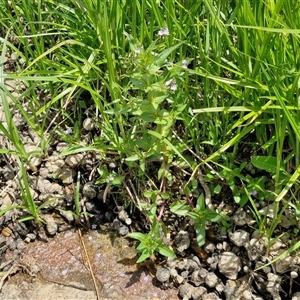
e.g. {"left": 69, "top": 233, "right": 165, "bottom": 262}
{"left": 1, "top": 227, "right": 12, "bottom": 237}
{"left": 2, "top": 166, "right": 15, "bottom": 181}
{"left": 203, "top": 242, "right": 216, "bottom": 253}
{"left": 124, "top": 218, "right": 132, "bottom": 225}
{"left": 218, "top": 252, "right": 241, "bottom": 279}
{"left": 191, "top": 270, "right": 204, "bottom": 286}
{"left": 26, "top": 233, "right": 36, "bottom": 242}
{"left": 274, "top": 254, "right": 294, "bottom": 274}
{"left": 245, "top": 238, "right": 266, "bottom": 261}
{"left": 266, "top": 273, "right": 281, "bottom": 299}
{"left": 36, "top": 177, "right": 64, "bottom": 194}
{"left": 292, "top": 292, "right": 300, "bottom": 300}
{"left": 169, "top": 268, "right": 177, "bottom": 277}
{"left": 203, "top": 293, "right": 221, "bottom": 300}
{"left": 179, "top": 282, "right": 195, "bottom": 299}
{"left": 174, "top": 230, "right": 190, "bottom": 254}
{"left": 82, "top": 183, "right": 97, "bottom": 199}
{"left": 85, "top": 201, "right": 98, "bottom": 213}
{"left": 176, "top": 259, "right": 187, "bottom": 270}
{"left": 42, "top": 157, "right": 65, "bottom": 177}
{"left": 42, "top": 214, "right": 58, "bottom": 236}
{"left": 192, "top": 286, "right": 207, "bottom": 300}
{"left": 232, "top": 210, "right": 248, "bottom": 226}
{"left": 176, "top": 275, "right": 184, "bottom": 284}
{"left": 110, "top": 218, "right": 122, "bottom": 231}
{"left": 186, "top": 258, "right": 199, "bottom": 272}
{"left": 156, "top": 268, "right": 170, "bottom": 283}
{"left": 13, "top": 222, "right": 28, "bottom": 237}
{"left": 83, "top": 117, "right": 96, "bottom": 131}
{"left": 215, "top": 284, "right": 224, "bottom": 293}
{"left": 59, "top": 210, "right": 74, "bottom": 223}
{"left": 181, "top": 270, "right": 189, "bottom": 278}
{"left": 229, "top": 229, "right": 250, "bottom": 247}
{"left": 118, "top": 225, "right": 129, "bottom": 236}
{"left": 258, "top": 203, "right": 275, "bottom": 218}
{"left": 56, "top": 142, "right": 68, "bottom": 152}
{"left": 205, "top": 272, "right": 218, "bottom": 288}
{"left": 1, "top": 191, "right": 14, "bottom": 207}
{"left": 291, "top": 271, "right": 298, "bottom": 279}
{"left": 58, "top": 167, "right": 76, "bottom": 184}
{"left": 118, "top": 210, "right": 129, "bottom": 221}
{"left": 65, "top": 153, "right": 84, "bottom": 167}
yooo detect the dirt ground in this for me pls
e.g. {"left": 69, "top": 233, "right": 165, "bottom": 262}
{"left": 0, "top": 229, "right": 179, "bottom": 300}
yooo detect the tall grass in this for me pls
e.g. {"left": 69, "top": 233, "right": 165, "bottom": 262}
{"left": 1, "top": 0, "right": 300, "bottom": 254}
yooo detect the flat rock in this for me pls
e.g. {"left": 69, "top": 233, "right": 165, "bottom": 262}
{"left": 218, "top": 252, "right": 241, "bottom": 279}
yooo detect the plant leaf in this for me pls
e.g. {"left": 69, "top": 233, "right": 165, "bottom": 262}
{"left": 170, "top": 200, "right": 191, "bottom": 216}
{"left": 251, "top": 156, "right": 284, "bottom": 173}
{"left": 157, "top": 245, "right": 176, "bottom": 259}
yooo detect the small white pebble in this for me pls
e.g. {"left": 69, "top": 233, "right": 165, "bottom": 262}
{"left": 291, "top": 271, "right": 298, "bottom": 278}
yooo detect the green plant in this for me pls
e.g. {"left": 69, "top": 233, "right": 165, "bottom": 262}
{"left": 170, "top": 194, "right": 229, "bottom": 247}
{"left": 128, "top": 205, "right": 176, "bottom": 263}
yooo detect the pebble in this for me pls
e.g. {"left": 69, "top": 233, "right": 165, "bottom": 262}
{"left": 203, "top": 242, "right": 216, "bottom": 253}
{"left": 291, "top": 271, "right": 298, "bottom": 278}
{"left": 58, "top": 167, "right": 76, "bottom": 184}
{"left": 118, "top": 225, "right": 129, "bottom": 236}
{"left": 179, "top": 282, "right": 194, "bottom": 299}
{"left": 85, "top": 201, "right": 98, "bottom": 213}
{"left": 274, "top": 254, "right": 294, "bottom": 274}
{"left": 232, "top": 209, "right": 248, "bottom": 226}
{"left": 174, "top": 230, "right": 190, "bottom": 254}
{"left": 245, "top": 238, "right": 266, "bottom": 261}
{"left": 190, "top": 270, "right": 202, "bottom": 286}
{"left": 56, "top": 142, "right": 69, "bottom": 152}
{"left": 292, "top": 292, "right": 300, "bottom": 300}
{"left": 218, "top": 252, "right": 241, "bottom": 279}
{"left": 8, "top": 240, "right": 17, "bottom": 250}
{"left": 176, "top": 274, "right": 184, "bottom": 284}
{"left": 186, "top": 258, "right": 199, "bottom": 272}
{"left": 258, "top": 203, "right": 275, "bottom": 218}
{"left": 199, "top": 268, "right": 208, "bottom": 278}
{"left": 203, "top": 293, "right": 221, "bottom": 300}
{"left": 82, "top": 183, "right": 97, "bottom": 199}
{"left": 192, "top": 286, "right": 207, "bottom": 300}
{"left": 65, "top": 153, "right": 84, "bottom": 167}
{"left": 110, "top": 218, "right": 122, "bottom": 231}
{"left": 26, "top": 233, "right": 36, "bottom": 242}
{"left": 59, "top": 210, "right": 74, "bottom": 223}
{"left": 191, "top": 254, "right": 201, "bottom": 267}
{"left": 177, "top": 260, "right": 187, "bottom": 270}
{"left": 105, "top": 211, "right": 114, "bottom": 222}
{"left": 118, "top": 210, "right": 129, "bottom": 221}
{"left": 205, "top": 272, "right": 218, "bottom": 288}
{"left": 108, "top": 161, "right": 117, "bottom": 169}
{"left": 229, "top": 229, "right": 250, "bottom": 247}
{"left": 83, "top": 117, "right": 96, "bottom": 131}
{"left": 124, "top": 218, "right": 132, "bottom": 225}
{"left": 16, "top": 238, "right": 26, "bottom": 251}
{"left": 1, "top": 227, "right": 12, "bottom": 237}
{"left": 215, "top": 284, "right": 224, "bottom": 293}
{"left": 156, "top": 268, "right": 170, "bottom": 283}
{"left": 42, "top": 214, "right": 58, "bottom": 236}
{"left": 266, "top": 273, "right": 281, "bottom": 298}
{"left": 180, "top": 270, "right": 189, "bottom": 279}
{"left": 169, "top": 268, "right": 178, "bottom": 277}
